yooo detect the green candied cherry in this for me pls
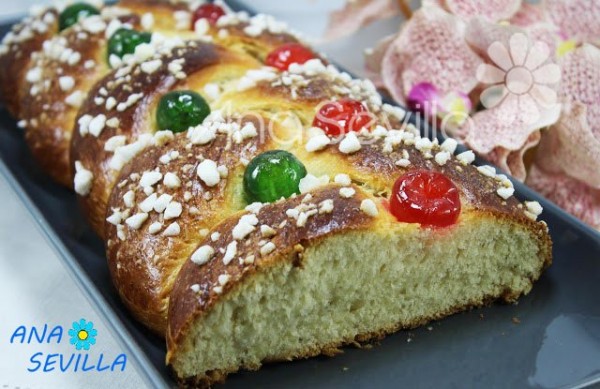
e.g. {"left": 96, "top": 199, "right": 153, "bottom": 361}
{"left": 244, "top": 150, "right": 307, "bottom": 203}
{"left": 107, "top": 28, "right": 152, "bottom": 61}
{"left": 156, "top": 90, "right": 211, "bottom": 133}
{"left": 59, "top": 2, "right": 100, "bottom": 31}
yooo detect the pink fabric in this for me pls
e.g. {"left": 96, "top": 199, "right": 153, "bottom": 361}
{"left": 465, "top": 98, "right": 544, "bottom": 154}
{"left": 323, "top": 0, "right": 399, "bottom": 41}
{"left": 380, "top": 6, "right": 482, "bottom": 103}
{"left": 486, "top": 131, "right": 541, "bottom": 182}
{"left": 461, "top": 20, "right": 561, "bottom": 176}
{"left": 510, "top": 2, "right": 546, "bottom": 27}
{"left": 526, "top": 23, "right": 560, "bottom": 60}
{"left": 465, "top": 17, "right": 523, "bottom": 58}
{"left": 544, "top": 0, "right": 600, "bottom": 44}
{"left": 527, "top": 164, "right": 600, "bottom": 229}
{"left": 365, "top": 33, "right": 397, "bottom": 87}
{"left": 444, "top": 0, "right": 522, "bottom": 22}
{"left": 557, "top": 45, "right": 600, "bottom": 140}
{"left": 534, "top": 46, "right": 600, "bottom": 189}
{"left": 535, "top": 102, "right": 600, "bottom": 188}
{"left": 526, "top": 45, "right": 600, "bottom": 229}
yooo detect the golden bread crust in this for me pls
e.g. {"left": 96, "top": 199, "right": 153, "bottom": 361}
{"left": 0, "top": 8, "right": 58, "bottom": 116}
{"left": 71, "top": 41, "right": 260, "bottom": 237}
{"left": 21, "top": 14, "right": 140, "bottom": 187}
{"left": 105, "top": 116, "right": 273, "bottom": 334}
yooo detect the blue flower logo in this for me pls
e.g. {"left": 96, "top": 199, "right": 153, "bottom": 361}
{"left": 68, "top": 319, "right": 97, "bottom": 350}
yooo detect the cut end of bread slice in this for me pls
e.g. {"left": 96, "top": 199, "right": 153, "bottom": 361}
{"left": 166, "top": 188, "right": 551, "bottom": 386}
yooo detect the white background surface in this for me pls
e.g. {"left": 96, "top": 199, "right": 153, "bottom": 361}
{"left": 0, "top": 1, "right": 403, "bottom": 388}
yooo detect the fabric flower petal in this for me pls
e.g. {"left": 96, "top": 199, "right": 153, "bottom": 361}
{"left": 526, "top": 23, "right": 560, "bottom": 60}
{"left": 365, "top": 33, "right": 397, "bottom": 88}
{"left": 532, "top": 63, "right": 561, "bottom": 84}
{"left": 380, "top": 6, "right": 482, "bottom": 103}
{"left": 533, "top": 46, "right": 600, "bottom": 191}
{"left": 525, "top": 41, "right": 552, "bottom": 71}
{"left": 485, "top": 131, "right": 541, "bottom": 181}
{"left": 323, "top": 0, "right": 399, "bottom": 41}
{"left": 488, "top": 40, "right": 514, "bottom": 71}
{"left": 510, "top": 2, "right": 546, "bottom": 27}
{"left": 465, "top": 94, "right": 559, "bottom": 154}
{"left": 465, "top": 17, "right": 523, "bottom": 59}
{"left": 534, "top": 103, "right": 600, "bottom": 189}
{"left": 558, "top": 45, "right": 600, "bottom": 137}
{"left": 509, "top": 33, "right": 529, "bottom": 66}
{"left": 476, "top": 63, "right": 505, "bottom": 84}
{"left": 527, "top": 164, "right": 600, "bottom": 229}
{"left": 479, "top": 84, "right": 508, "bottom": 109}
{"left": 545, "top": 0, "right": 600, "bottom": 45}
{"left": 529, "top": 84, "right": 558, "bottom": 109}
{"left": 443, "top": 0, "right": 522, "bottom": 22}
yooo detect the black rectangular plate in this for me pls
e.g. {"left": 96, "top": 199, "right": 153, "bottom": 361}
{"left": 1, "top": 2, "right": 600, "bottom": 388}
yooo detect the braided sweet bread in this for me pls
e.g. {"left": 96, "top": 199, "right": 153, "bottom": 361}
{"left": 1, "top": 1, "right": 552, "bottom": 386}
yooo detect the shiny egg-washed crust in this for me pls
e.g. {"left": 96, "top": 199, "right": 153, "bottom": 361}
{"left": 0, "top": 8, "right": 58, "bottom": 116}
{"left": 22, "top": 14, "right": 140, "bottom": 187}
{"left": 99, "top": 69, "right": 409, "bottom": 334}
{"left": 71, "top": 41, "right": 261, "bottom": 237}
{"left": 96, "top": 36, "right": 550, "bottom": 337}
{"left": 105, "top": 116, "right": 273, "bottom": 334}
{"left": 71, "top": 15, "right": 304, "bottom": 236}
{"left": 118, "top": 0, "right": 188, "bottom": 31}
{"left": 118, "top": 0, "right": 304, "bottom": 59}
{"left": 9, "top": 0, "right": 175, "bottom": 187}
{"left": 167, "top": 148, "right": 554, "bottom": 333}
{"left": 8, "top": 0, "right": 302, "bottom": 189}
{"left": 166, "top": 183, "right": 551, "bottom": 387}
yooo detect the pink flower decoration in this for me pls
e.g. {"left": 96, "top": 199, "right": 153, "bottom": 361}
{"left": 465, "top": 17, "right": 524, "bottom": 58}
{"left": 465, "top": 98, "right": 559, "bottom": 155}
{"left": 406, "top": 82, "right": 441, "bottom": 116}
{"left": 545, "top": 0, "right": 600, "bottom": 45}
{"left": 535, "top": 102, "right": 600, "bottom": 188}
{"left": 527, "top": 165, "right": 600, "bottom": 230}
{"left": 323, "top": 0, "right": 399, "bottom": 41}
{"left": 534, "top": 45, "right": 600, "bottom": 188}
{"left": 444, "top": 0, "right": 522, "bottom": 22}
{"left": 365, "top": 33, "right": 397, "bottom": 88}
{"left": 459, "top": 29, "right": 562, "bottom": 169}
{"left": 380, "top": 6, "right": 482, "bottom": 103}
{"left": 438, "top": 91, "right": 472, "bottom": 127}
{"left": 510, "top": 2, "right": 546, "bottom": 27}
{"left": 476, "top": 32, "right": 561, "bottom": 119}
{"left": 526, "top": 45, "right": 600, "bottom": 228}
{"left": 486, "top": 131, "right": 541, "bottom": 182}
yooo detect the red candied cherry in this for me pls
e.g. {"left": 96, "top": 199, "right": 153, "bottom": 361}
{"left": 191, "top": 4, "right": 226, "bottom": 28}
{"left": 390, "top": 170, "right": 461, "bottom": 227}
{"left": 312, "top": 98, "right": 374, "bottom": 136}
{"left": 265, "top": 43, "right": 316, "bottom": 71}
